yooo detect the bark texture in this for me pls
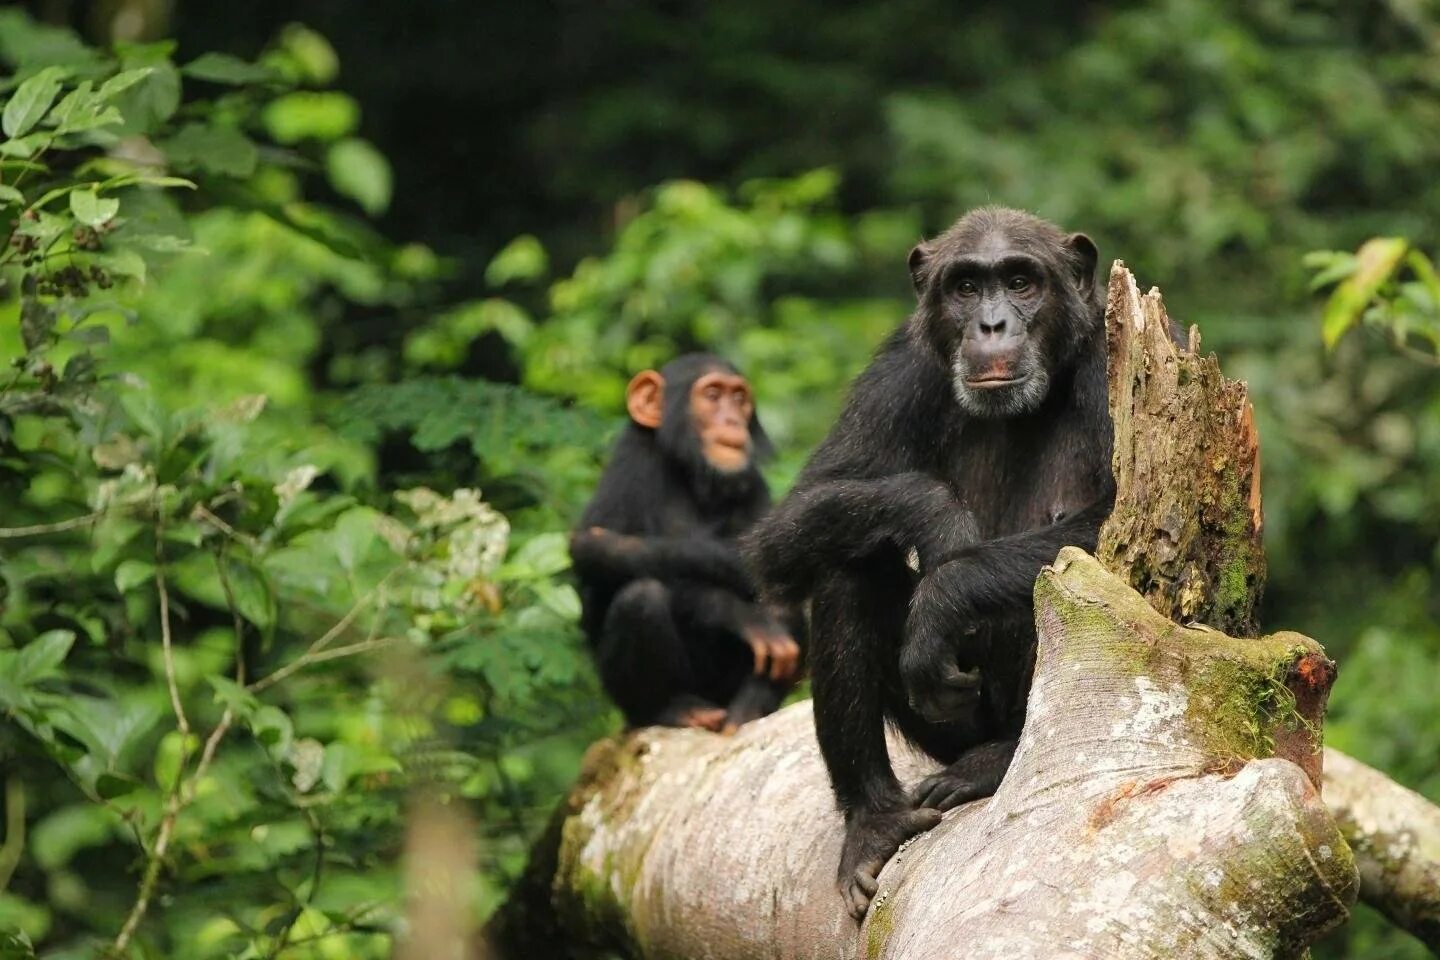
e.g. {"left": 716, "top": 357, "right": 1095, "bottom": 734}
{"left": 1323, "top": 748, "right": 1440, "bottom": 950}
{"left": 1098, "top": 262, "right": 1265, "bottom": 636}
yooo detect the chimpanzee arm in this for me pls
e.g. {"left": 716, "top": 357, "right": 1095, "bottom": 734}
{"left": 746, "top": 473, "right": 970, "bottom": 600}
{"left": 812, "top": 565, "right": 943, "bottom": 920}
{"left": 569, "top": 528, "right": 754, "bottom": 595}
{"left": 674, "top": 585, "right": 802, "bottom": 682}
{"left": 900, "top": 495, "right": 1113, "bottom": 722}
{"left": 746, "top": 334, "right": 966, "bottom": 601}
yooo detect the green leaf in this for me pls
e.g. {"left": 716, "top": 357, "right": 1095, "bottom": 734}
{"left": 262, "top": 91, "right": 359, "bottom": 144}
{"left": 0, "top": 183, "right": 22, "bottom": 207}
{"left": 95, "top": 771, "right": 140, "bottom": 799}
{"left": 69, "top": 187, "right": 119, "bottom": 227}
{"left": 182, "top": 52, "right": 277, "bottom": 86}
{"left": 500, "top": 532, "right": 570, "bottom": 580}
{"left": 273, "top": 24, "right": 339, "bottom": 84}
{"left": 332, "top": 508, "right": 379, "bottom": 573}
{"left": 114, "top": 559, "right": 155, "bottom": 593}
{"left": 32, "top": 805, "right": 114, "bottom": 870}
{"left": 160, "top": 122, "right": 258, "bottom": 178}
{"left": 0, "top": 132, "right": 47, "bottom": 158}
{"left": 3, "top": 65, "right": 68, "bottom": 137}
{"left": 96, "top": 67, "right": 155, "bottom": 101}
{"left": 1322, "top": 238, "right": 1409, "bottom": 349}
{"left": 110, "top": 51, "right": 179, "bottom": 135}
{"left": 485, "top": 235, "right": 549, "bottom": 286}
{"left": 326, "top": 138, "right": 391, "bottom": 215}
{"left": 14, "top": 630, "right": 74, "bottom": 685}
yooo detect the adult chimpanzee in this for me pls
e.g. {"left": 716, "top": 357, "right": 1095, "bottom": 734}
{"left": 571, "top": 353, "right": 802, "bottom": 733}
{"left": 746, "top": 207, "right": 1114, "bottom": 919}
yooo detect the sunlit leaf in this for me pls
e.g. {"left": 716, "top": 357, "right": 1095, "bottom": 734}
{"left": 69, "top": 187, "right": 119, "bottom": 227}
{"left": 14, "top": 630, "right": 74, "bottom": 686}
{"left": 1321, "top": 237, "right": 1408, "bottom": 349}
{"left": 114, "top": 559, "right": 155, "bottom": 593}
{"left": 486, "top": 235, "right": 549, "bottom": 286}
{"left": 160, "top": 122, "right": 259, "bottom": 178}
{"left": 182, "top": 52, "right": 277, "bottom": 86}
{"left": 262, "top": 91, "right": 359, "bottom": 144}
{"left": 326, "top": 137, "right": 391, "bottom": 215}
{"left": 2, "top": 65, "right": 68, "bottom": 137}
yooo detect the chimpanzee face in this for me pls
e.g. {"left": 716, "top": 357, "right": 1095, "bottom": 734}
{"left": 688, "top": 371, "right": 755, "bottom": 473}
{"left": 624, "top": 357, "right": 768, "bottom": 492}
{"left": 910, "top": 208, "right": 1098, "bottom": 419}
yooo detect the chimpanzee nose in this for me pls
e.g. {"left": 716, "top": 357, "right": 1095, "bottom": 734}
{"left": 978, "top": 315, "right": 1006, "bottom": 336}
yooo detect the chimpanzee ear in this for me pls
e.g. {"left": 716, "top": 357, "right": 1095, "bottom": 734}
{"left": 625, "top": 370, "right": 665, "bottom": 429}
{"left": 1067, "top": 233, "right": 1099, "bottom": 292}
{"left": 908, "top": 242, "right": 933, "bottom": 294}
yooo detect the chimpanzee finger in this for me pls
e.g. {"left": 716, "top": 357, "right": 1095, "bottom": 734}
{"left": 845, "top": 883, "right": 871, "bottom": 921}
{"left": 919, "top": 780, "right": 950, "bottom": 809}
{"left": 937, "top": 785, "right": 976, "bottom": 811}
{"left": 767, "top": 638, "right": 794, "bottom": 681}
{"left": 777, "top": 637, "right": 800, "bottom": 679}
{"left": 745, "top": 636, "right": 767, "bottom": 675}
{"left": 854, "top": 866, "right": 879, "bottom": 896}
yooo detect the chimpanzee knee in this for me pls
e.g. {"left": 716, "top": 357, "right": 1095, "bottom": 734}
{"left": 598, "top": 578, "right": 696, "bottom": 724}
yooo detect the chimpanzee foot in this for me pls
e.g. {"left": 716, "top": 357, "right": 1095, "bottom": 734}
{"left": 655, "top": 695, "right": 727, "bottom": 731}
{"left": 721, "top": 675, "right": 785, "bottom": 734}
{"left": 838, "top": 806, "right": 943, "bottom": 920}
{"left": 910, "top": 738, "right": 1018, "bottom": 811}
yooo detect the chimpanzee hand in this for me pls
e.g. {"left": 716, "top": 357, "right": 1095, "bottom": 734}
{"left": 838, "top": 805, "right": 943, "bottom": 920}
{"left": 741, "top": 620, "right": 800, "bottom": 682}
{"left": 900, "top": 560, "right": 986, "bottom": 725}
{"left": 909, "top": 739, "right": 1017, "bottom": 811}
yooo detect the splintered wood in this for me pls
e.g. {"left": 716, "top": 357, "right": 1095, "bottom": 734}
{"left": 1098, "top": 262, "right": 1265, "bottom": 636}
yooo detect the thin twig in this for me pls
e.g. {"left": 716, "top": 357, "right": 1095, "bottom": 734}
{"left": 192, "top": 503, "right": 260, "bottom": 550}
{"left": 246, "top": 568, "right": 401, "bottom": 693}
{"left": 154, "top": 523, "right": 190, "bottom": 736}
{"left": 248, "top": 637, "right": 405, "bottom": 694}
{"left": 0, "top": 511, "right": 103, "bottom": 538}
{"left": 112, "top": 790, "right": 180, "bottom": 953}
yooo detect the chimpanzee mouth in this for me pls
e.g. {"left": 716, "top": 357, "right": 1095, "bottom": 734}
{"left": 964, "top": 375, "right": 1029, "bottom": 390}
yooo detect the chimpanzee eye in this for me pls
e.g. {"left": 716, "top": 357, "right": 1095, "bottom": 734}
{"left": 1007, "top": 275, "right": 1030, "bottom": 292}
{"left": 955, "top": 279, "right": 978, "bottom": 296}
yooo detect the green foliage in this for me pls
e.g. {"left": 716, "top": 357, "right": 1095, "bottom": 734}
{"left": 1308, "top": 239, "right": 1440, "bottom": 360}
{"left": 470, "top": 172, "right": 911, "bottom": 468}
{"left": 0, "top": 14, "right": 609, "bottom": 957}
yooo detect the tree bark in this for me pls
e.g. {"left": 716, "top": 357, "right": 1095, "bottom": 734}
{"left": 1323, "top": 749, "right": 1440, "bottom": 950}
{"left": 1098, "top": 262, "right": 1265, "bottom": 636}
{"left": 492, "top": 264, "right": 1439, "bottom": 957}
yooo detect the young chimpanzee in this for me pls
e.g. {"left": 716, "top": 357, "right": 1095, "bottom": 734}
{"left": 571, "top": 353, "right": 802, "bottom": 733}
{"left": 746, "top": 207, "right": 1115, "bottom": 919}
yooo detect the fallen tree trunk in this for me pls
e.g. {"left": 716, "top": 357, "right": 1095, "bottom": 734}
{"left": 1323, "top": 748, "right": 1440, "bottom": 949}
{"left": 495, "top": 550, "right": 1354, "bottom": 959}
{"left": 491, "top": 264, "right": 1440, "bottom": 957}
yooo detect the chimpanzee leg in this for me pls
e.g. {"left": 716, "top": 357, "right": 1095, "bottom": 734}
{"left": 810, "top": 563, "right": 943, "bottom": 920}
{"left": 721, "top": 674, "right": 786, "bottom": 731}
{"left": 907, "top": 621, "right": 1034, "bottom": 810}
{"left": 597, "top": 578, "right": 724, "bottom": 730}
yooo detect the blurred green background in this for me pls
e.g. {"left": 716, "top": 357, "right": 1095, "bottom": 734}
{"left": 1, "top": 1, "right": 1438, "bottom": 957}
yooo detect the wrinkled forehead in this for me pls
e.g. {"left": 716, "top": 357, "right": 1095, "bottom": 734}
{"left": 691, "top": 370, "right": 750, "bottom": 393}
{"left": 940, "top": 220, "right": 1065, "bottom": 264}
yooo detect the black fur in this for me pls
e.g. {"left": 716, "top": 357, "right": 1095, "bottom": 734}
{"left": 745, "top": 207, "right": 1115, "bottom": 919}
{"left": 571, "top": 353, "right": 800, "bottom": 729}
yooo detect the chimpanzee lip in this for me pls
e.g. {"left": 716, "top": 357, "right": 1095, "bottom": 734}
{"left": 965, "top": 374, "right": 1028, "bottom": 389}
